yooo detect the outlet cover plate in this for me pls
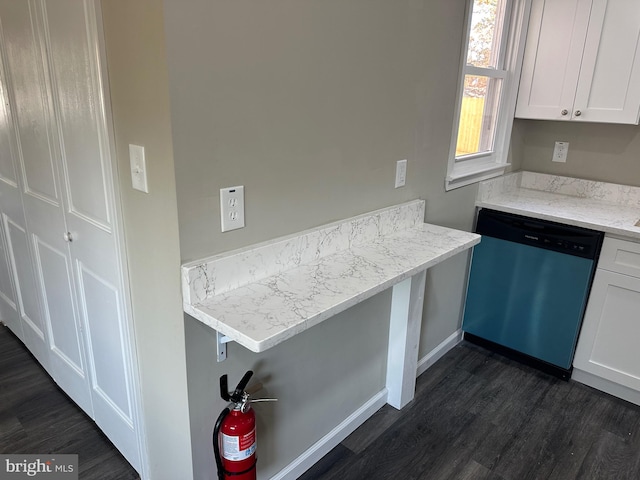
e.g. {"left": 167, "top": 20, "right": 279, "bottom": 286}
{"left": 220, "top": 186, "right": 245, "bottom": 232}
{"left": 552, "top": 142, "right": 569, "bottom": 163}
{"left": 395, "top": 159, "right": 407, "bottom": 188}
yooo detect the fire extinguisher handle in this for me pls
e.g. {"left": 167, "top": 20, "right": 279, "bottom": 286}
{"left": 220, "top": 374, "right": 231, "bottom": 402}
{"left": 232, "top": 370, "right": 254, "bottom": 401}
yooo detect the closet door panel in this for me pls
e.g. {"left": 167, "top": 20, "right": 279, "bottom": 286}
{"left": 44, "top": 0, "right": 110, "bottom": 228}
{"left": 0, "top": 0, "right": 58, "bottom": 204}
{"left": 0, "top": 221, "right": 20, "bottom": 337}
{"left": 33, "top": 236, "right": 92, "bottom": 413}
{"left": 3, "top": 214, "right": 49, "bottom": 368}
{"left": 77, "top": 264, "right": 131, "bottom": 421}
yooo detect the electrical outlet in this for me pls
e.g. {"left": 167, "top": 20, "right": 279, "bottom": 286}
{"left": 220, "top": 186, "right": 245, "bottom": 232}
{"left": 552, "top": 142, "right": 569, "bottom": 163}
{"left": 395, "top": 159, "right": 407, "bottom": 188}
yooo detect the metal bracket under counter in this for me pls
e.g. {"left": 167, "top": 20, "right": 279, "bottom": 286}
{"left": 216, "top": 331, "right": 232, "bottom": 362}
{"left": 182, "top": 200, "right": 480, "bottom": 409}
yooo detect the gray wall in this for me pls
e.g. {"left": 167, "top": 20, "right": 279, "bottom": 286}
{"left": 162, "top": 0, "right": 476, "bottom": 478}
{"left": 100, "top": 1, "right": 193, "bottom": 478}
{"left": 516, "top": 119, "right": 640, "bottom": 186}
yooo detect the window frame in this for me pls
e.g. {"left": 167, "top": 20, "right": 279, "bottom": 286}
{"left": 445, "top": 0, "right": 532, "bottom": 191}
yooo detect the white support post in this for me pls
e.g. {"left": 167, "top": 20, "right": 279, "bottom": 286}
{"left": 385, "top": 271, "right": 427, "bottom": 409}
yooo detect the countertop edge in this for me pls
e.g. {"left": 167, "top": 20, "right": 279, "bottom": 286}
{"left": 475, "top": 199, "right": 640, "bottom": 241}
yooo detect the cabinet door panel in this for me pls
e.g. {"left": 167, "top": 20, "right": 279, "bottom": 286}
{"left": 598, "top": 236, "right": 640, "bottom": 278}
{"left": 515, "top": 0, "right": 592, "bottom": 120}
{"left": 574, "top": 269, "right": 640, "bottom": 390}
{"left": 574, "top": 0, "right": 640, "bottom": 123}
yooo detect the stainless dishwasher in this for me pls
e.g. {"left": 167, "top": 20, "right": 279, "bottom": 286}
{"left": 462, "top": 209, "right": 604, "bottom": 378}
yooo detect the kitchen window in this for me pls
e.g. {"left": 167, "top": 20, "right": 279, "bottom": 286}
{"left": 445, "top": 0, "right": 531, "bottom": 191}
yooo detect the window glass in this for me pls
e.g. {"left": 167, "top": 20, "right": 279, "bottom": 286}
{"left": 466, "top": 0, "right": 507, "bottom": 69}
{"left": 456, "top": 75, "right": 502, "bottom": 157}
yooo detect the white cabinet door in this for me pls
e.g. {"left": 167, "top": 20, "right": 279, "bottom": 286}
{"left": 516, "top": 0, "right": 640, "bottom": 124}
{"left": 573, "top": 269, "right": 640, "bottom": 391}
{"left": 573, "top": 0, "right": 640, "bottom": 123}
{"left": 515, "top": 0, "right": 592, "bottom": 120}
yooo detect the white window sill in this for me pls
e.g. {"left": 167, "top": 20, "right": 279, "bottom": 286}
{"left": 445, "top": 161, "right": 510, "bottom": 191}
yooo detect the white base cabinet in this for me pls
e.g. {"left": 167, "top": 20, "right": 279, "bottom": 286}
{"left": 573, "top": 237, "right": 640, "bottom": 405}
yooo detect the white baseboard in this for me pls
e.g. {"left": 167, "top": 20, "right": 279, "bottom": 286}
{"left": 269, "top": 389, "right": 388, "bottom": 480}
{"left": 572, "top": 368, "right": 640, "bottom": 407}
{"left": 270, "top": 330, "right": 464, "bottom": 480}
{"left": 416, "top": 329, "right": 463, "bottom": 377}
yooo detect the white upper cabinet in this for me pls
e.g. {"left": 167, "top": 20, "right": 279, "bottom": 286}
{"left": 516, "top": 0, "right": 640, "bottom": 124}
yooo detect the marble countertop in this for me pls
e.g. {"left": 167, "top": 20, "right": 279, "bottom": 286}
{"left": 477, "top": 172, "right": 640, "bottom": 240}
{"left": 182, "top": 200, "right": 480, "bottom": 353}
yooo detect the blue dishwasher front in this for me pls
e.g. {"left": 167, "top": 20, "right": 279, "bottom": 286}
{"left": 462, "top": 209, "right": 603, "bottom": 377}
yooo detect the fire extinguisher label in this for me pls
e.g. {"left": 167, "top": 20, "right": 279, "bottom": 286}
{"left": 221, "top": 428, "right": 256, "bottom": 461}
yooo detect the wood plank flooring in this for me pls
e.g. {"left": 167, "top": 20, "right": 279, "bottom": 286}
{"left": 5, "top": 319, "right": 640, "bottom": 480}
{"left": 300, "top": 341, "right": 640, "bottom": 480}
{"left": 0, "top": 324, "right": 139, "bottom": 480}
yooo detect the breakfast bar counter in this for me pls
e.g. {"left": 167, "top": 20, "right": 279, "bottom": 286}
{"left": 181, "top": 200, "right": 479, "bottom": 408}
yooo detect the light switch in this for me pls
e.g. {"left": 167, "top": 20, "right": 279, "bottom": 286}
{"left": 129, "top": 144, "right": 149, "bottom": 193}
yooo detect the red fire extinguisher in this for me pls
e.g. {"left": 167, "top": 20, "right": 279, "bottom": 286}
{"left": 214, "top": 371, "right": 275, "bottom": 480}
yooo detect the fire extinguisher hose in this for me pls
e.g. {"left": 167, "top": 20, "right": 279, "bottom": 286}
{"left": 213, "top": 406, "right": 231, "bottom": 480}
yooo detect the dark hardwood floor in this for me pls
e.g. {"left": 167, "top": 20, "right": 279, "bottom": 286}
{"left": 6, "top": 319, "right": 640, "bottom": 480}
{"left": 0, "top": 324, "right": 139, "bottom": 480}
{"left": 301, "top": 341, "right": 640, "bottom": 480}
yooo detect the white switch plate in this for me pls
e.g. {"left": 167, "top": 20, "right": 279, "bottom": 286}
{"left": 395, "top": 159, "right": 407, "bottom": 188}
{"left": 552, "top": 141, "right": 569, "bottom": 163}
{"left": 220, "top": 186, "right": 245, "bottom": 232}
{"left": 129, "top": 144, "right": 149, "bottom": 193}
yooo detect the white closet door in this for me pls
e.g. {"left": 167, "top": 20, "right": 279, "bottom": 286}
{"left": 0, "top": 27, "right": 23, "bottom": 341}
{"left": 0, "top": 0, "right": 92, "bottom": 414}
{"left": 42, "top": 0, "right": 141, "bottom": 470}
{"left": 0, "top": 1, "right": 141, "bottom": 470}
{"left": 0, "top": 0, "right": 52, "bottom": 373}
